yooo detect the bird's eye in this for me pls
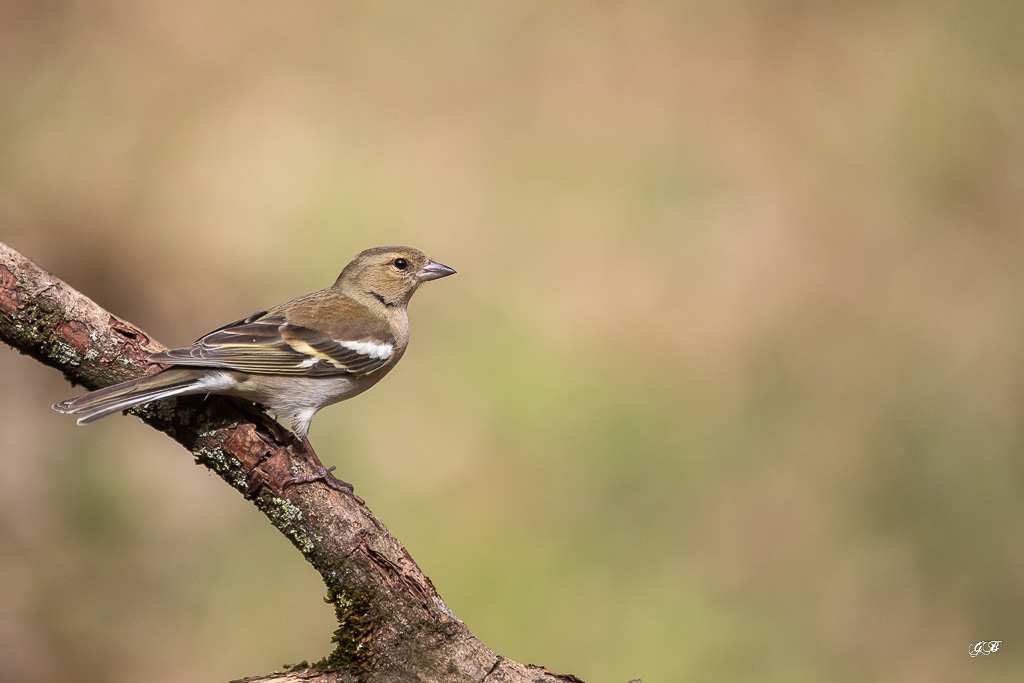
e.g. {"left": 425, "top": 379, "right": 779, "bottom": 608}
{"left": 393, "top": 258, "right": 408, "bottom": 270}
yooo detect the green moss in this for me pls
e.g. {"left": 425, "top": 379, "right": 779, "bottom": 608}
{"left": 192, "top": 445, "right": 227, "bottom": 472}
{"left": 191, "top": 445, "right": 248, "bottom": 490}
{"left": 193, "top": 407, "right": 228, "bottom": 437}
{"left": 18, "top": 293, "right": 83, "bottom": 366}
{"left": 40, "top": 336, "right": 82, "bottom": 367}
{"left": 144, "top": 397, "right": 184, "bottom": 424}
{"left": 315, "top": 586, "right": 382, "bottom": 676}
{"left": 261, "top": 497, "right": 316, "bottom": 556}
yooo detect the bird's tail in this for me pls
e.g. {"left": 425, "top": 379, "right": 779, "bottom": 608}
{"left": 52, "top": 368, "right": 214, "bottom": 425}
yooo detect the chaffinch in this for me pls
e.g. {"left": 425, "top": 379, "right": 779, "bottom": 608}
{"left": 53, "top": 245, "right": 455, "bottom": 492}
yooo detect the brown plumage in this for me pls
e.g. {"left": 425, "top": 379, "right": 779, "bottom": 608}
{"left": 53, "top": 246, "right": 455, "bottom": 491}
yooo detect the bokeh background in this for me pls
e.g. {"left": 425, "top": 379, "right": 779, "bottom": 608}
{"left": 2, "top": 2, "right": 1023, "bottom": 681}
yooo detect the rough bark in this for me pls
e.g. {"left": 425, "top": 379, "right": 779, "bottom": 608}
{"left": 0, "top": 241, "right": 587, "bottom": 683}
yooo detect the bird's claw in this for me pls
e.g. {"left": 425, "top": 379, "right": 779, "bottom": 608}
{"left": 284, "top": 464, "right": 354, "bottom": 494}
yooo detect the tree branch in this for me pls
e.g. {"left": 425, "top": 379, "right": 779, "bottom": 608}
{"left": 0, "top": 241, "right": 585, "bottom": 683}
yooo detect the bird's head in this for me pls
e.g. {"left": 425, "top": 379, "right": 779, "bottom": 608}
{"left": 336, "top": 246, "right": 456, "bottom": 308}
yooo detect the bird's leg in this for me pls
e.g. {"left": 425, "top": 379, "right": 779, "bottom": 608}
{"left": 284, "top": 438, "right": 355, "bottom": 494}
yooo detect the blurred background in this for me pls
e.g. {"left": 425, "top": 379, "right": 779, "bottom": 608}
{"left": 2, "top": 2, "right": 1023, "bottom": 681}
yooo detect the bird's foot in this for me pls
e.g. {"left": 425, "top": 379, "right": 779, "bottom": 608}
{"left": 284, "top": 464, "right": 354, "bottom": 494}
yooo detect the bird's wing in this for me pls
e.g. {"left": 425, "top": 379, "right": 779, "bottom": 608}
{"left": 149, "top": 311, "right": 395, "bottom": 377}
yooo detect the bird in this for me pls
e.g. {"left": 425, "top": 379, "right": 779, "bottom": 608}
{"left": 52, "top": 245, "right": 455, "bottom": 493}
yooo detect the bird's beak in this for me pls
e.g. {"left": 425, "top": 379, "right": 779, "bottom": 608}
{"left": 417, "top": 259, "right": 457, "bottom": 282}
